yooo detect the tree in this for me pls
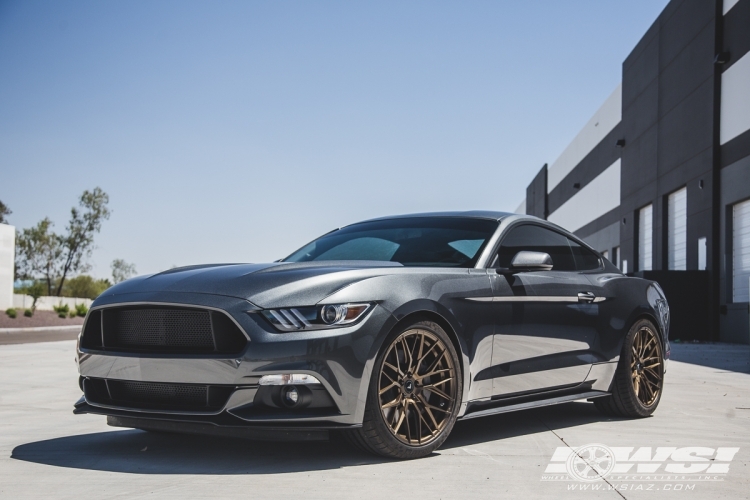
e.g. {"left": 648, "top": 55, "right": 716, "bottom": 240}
{"left": 15, "top": 218, "right": 63, "bottom": 295}
{"left": 15, "top": 187, "right": 111, "bottom": 296}
{"left": 0, "top": 200, "right": 10, "bottom": 224}
{"left": 55, "top": 187, "right": 111, "bottom": 296}
{"left": 26, "top": 282, "right": 45, "bottom": 311}
{"left": 111, "top": 259, "right": 137, "bottom": 284}
{"left": 63, "top": 275, "right": 112, "bottom": 299}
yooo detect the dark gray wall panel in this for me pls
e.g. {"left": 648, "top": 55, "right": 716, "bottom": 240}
{"left": 657, "top": 78, "right": 714, "bottom": 174}
{"left": 620, "top": 127, "right": 658, "bottom": 199}
{"left": 623, "top": 29, "right": 660, "bottom": 109}
{"left": 721, "top": 128, "right": 750, "bottom": 168}
{"left": 659, "top": 0, "right": 715, "bottom": 67}
{"left": 622, "top": 79, "right": 659, "bottom": 144}
{"left": 722, "top": 0, "right": 750, "bottom": 72}
{"left": 658, "top": 24, "right": 715, "bottom": 116}
{"left": 525, "top": 164, "right": 547, "bottom": 219}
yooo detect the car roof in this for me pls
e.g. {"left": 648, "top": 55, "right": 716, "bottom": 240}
{"left": 356, "top": 210, "right": 519, "bottom": 224}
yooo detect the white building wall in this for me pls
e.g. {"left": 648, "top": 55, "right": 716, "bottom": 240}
{"left": 12, "top": 294, "right": 93, "bottom": 311}
{"left": 547, "top": 159, "right": 621, "bottom": 233}
{"left": 0, "top": 224, "right": 15, "bottom": 310}
{"left": 721, "top": 51, "right": 750, "bottom": 145}
{"left": 723, "top": 0, "right": 740, "bottom": 15}
{"left": 547, "top": 85, "right": 622, "bottom": 191}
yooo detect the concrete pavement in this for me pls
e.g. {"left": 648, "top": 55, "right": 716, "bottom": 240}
{"left": 0, "top": 340, "right": 748, "bottom": 499}
{"left": 0, "top": 326, "right": 80, "bottom": 346}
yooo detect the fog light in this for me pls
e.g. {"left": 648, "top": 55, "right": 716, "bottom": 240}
{"left": 259, "top": 373, "right": 321, "bottom": 385}
{"left": 283, "top": 386, "right": 299, "bottom": 406}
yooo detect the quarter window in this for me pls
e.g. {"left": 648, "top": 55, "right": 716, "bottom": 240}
{"left": 568, "top": 238, "right": 602, "bottom": 271}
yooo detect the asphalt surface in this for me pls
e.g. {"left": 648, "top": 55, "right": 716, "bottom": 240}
{"left": 0, "top": 340, "right": 748, "bottom": 499}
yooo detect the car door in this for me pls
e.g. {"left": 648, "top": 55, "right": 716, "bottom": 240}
{"left": 489, "top": 224, "right": 602, "bottom": 397}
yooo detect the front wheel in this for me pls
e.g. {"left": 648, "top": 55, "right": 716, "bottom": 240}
{"left": 594, "top": 318, "right": 665, "bottom": 418}
{"left": 343, "top": 320, "right": 462, "bottom": 459}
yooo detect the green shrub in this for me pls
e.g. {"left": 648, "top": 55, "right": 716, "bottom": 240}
{"left": 68, "top": 310, "right": 77, "bottom": 318}
{"left": 75, "top": 303, "right": 89, "bottom": 317}
{"left": 5, "top": 308, "right": 17, "bottom": 319}
{"left": 53, "top": 303, "right": 70, "bottom": 315}
{"left": 24, "top": 309, "right": 33, "bottom": 317}
{"left": 58, "top": 312, "right": 67, "bottom": 318}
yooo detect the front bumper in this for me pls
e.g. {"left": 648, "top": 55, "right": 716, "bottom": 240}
{"left": 76, "top": 292, "right": 393, "bottom": 428}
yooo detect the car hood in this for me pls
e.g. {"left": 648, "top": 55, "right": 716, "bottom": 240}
{"left": 98, "top": 261, "right": 404, "bottom": 308}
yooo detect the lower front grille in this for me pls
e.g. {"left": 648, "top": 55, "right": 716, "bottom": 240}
{"left": 84, "top": 378, "right": 234, "bottom": 412}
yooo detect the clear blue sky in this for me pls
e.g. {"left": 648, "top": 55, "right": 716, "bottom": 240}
{"left": 0, "top": 1, "right": 668, "bottom": 279}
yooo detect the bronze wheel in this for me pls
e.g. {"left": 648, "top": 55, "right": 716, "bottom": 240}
{"left": 343, "top": 320, "right": 462, "bottom": 459}
{"left": 630, "top": 324, "right": 663, "bottom": 407}
{"left": 378, "top": 328, "right": 457, "bottom": 445}
{"left": 594, "top": 318, "right": 665, "bottom": 418}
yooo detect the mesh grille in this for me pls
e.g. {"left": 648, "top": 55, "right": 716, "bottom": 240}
{"left": 84, "top": 378, "right": 235, "bottom": 412}
{"left": 109, "top": 380, "right": 207, "bottom": 406}
{"left": 103, "top": 307, "right": 216, "bottom": 352}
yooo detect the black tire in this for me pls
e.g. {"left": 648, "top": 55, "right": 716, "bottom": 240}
{"left": 594, "top": 318, "right": 665, "bottom": 418}
{"left": 343, "top": 320, "right": 463, "bottom": 459}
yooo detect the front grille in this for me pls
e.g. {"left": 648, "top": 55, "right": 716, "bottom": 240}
{"left": 80, "top": 306, "right": 247, "bottom": 354}
{"left": 84, "top": 378, "right": 234, "bottom": 412}
{"left": 111, "top": 308, "right": 214, "bottom": 350}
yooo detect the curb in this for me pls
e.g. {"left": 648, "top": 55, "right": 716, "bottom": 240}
{"left": 0, "top": 325, "right": 83, "bottom": 334}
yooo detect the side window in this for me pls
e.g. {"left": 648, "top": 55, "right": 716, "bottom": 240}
{"left": 495, "top": 225, "right": 576, "bottom": 271}
{"left": 568, "top": 238, "right": 602, "bottom": 271}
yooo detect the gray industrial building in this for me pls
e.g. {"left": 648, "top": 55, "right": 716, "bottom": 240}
{"left": 517, "top": 0, "right": 750, "bottom": 343}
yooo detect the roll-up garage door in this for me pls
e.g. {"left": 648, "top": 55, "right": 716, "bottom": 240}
{"left": 639, "top": 204, "right": 653, "bottom": 271}
{"left": 668, "top": 187, "right": 687, "bottom": 270}
{"left": 734, "top": 199, "right": 750, "bottom": 303}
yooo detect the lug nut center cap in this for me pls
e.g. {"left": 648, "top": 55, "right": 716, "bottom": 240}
{"left": 402, "top": 378, "right": 416, "bottom": 395}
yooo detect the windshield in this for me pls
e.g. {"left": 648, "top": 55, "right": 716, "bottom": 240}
{"left": 284, "top": 217, "right": 499, "bottom": 267}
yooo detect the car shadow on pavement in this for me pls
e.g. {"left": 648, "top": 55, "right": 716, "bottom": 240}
{"left": 443, "top": 400, "right": 610, "bottom": 450}
{"left": 11, "top": 401, "right": 614, "bottom": 474}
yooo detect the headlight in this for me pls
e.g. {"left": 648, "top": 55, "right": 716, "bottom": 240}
{"left": 261, "top": 303, "right": 372, "bottom": 332}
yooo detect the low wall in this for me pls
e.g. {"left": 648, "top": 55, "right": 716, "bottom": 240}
{"left": 0, "top": 224, "right": 14, "bottom": 310}
{"left": 12, "top": 294, "right": 93, "bottom": 311}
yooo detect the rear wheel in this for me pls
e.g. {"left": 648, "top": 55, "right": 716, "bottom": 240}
{"left": 594, "top": 318, "right": 664, "bottom": 418}
{"left": 344, "top": 320, "right": 462, "bottom": 459}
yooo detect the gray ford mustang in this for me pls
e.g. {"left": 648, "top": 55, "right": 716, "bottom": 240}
{"left": 75, "top": 211, "right": 670, "bottom": 459}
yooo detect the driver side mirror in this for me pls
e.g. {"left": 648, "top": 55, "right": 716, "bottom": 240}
{"left": 496, "top": 251, "right": 553, "bottom": 274}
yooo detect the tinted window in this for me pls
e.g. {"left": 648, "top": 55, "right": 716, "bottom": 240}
{"left": 495, "top": 225, "right": 576, "bottom": 271}
{"left": 284, "top": 217, "right": 498, "bottom": 268}
{"left": 568, "top": 238, "right": 602, "bottom": 270}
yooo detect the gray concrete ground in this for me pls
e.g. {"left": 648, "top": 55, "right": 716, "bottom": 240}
{"left": 0, "top": 327, "right": 80, "bottom": 346}
{"left": 0, "top": 340, "right": 748, "bottom": 499}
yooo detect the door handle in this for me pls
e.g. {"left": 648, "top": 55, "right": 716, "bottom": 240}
{"left": 578, "top": 292, "right": 596, "bottom": 303}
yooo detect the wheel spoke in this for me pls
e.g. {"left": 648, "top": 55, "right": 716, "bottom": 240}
{"left": 418, "top": 394, "right": 442, "bottom": 430}
{"left": 414, "top": 342, "right": 440, "bottom": 375}
{"left": 423, "top": 384, "right": 453, "bottom": 402}
{"left": 381, "top": 394, "right": 402, "bottom": 408}
{"left": 379, "top": 381, "right": 399, "bottom": 395}
{"left": 420, "top": 367, "right": 452, "bottom": 379}
{"left": 421, "top": 348, "right": 447, "bottom": 379}
{"left": 384, "top": 360, "right": 404, "bottom": 379}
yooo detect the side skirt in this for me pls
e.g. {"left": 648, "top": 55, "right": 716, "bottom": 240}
{"left": 459, "top": 390, "right": 610, "bottom": 420}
